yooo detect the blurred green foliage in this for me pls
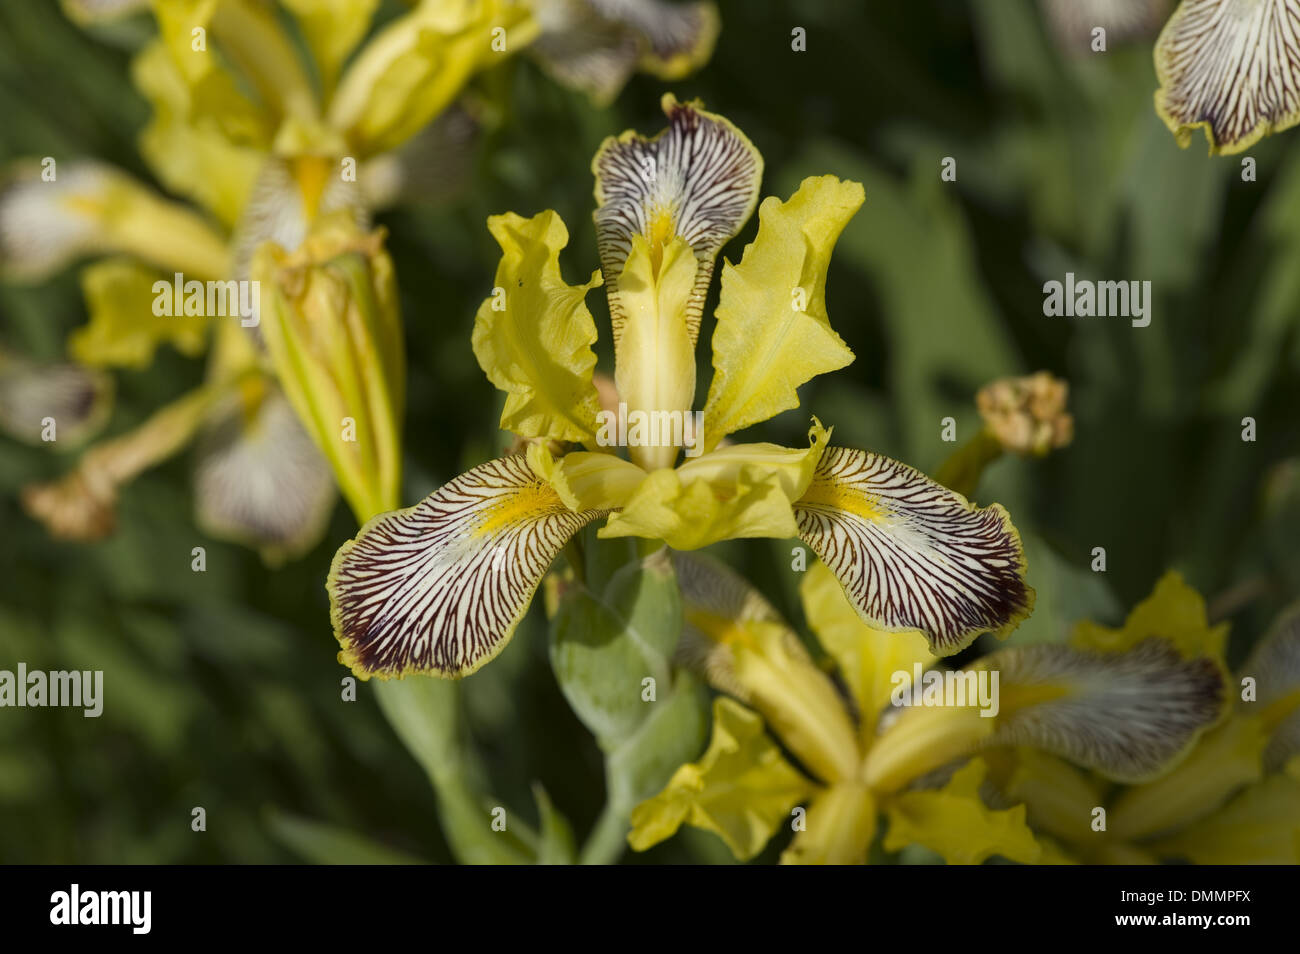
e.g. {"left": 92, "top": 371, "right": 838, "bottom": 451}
{"left": 0, "top": 0, "right": 1296, "bottom": 863}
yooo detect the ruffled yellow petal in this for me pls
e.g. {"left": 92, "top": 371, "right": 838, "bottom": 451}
{"left": 72, "top": 259, "right": 208, "bottom": 368}
{"left": 328, "top": 455, "right": 606, "bottom": 679}
{"left": 471, "top": 210, "right": 604, "bottom": 447}
{"left": 794, "top": 446, "right": 1034, "bottom": 655}
{"left": 328, "top": 0, "right": 537, "bottom": 157}
{"left": 881, "top": 759, "right": 1042, "bottom": 865}
{"left": 864, "top": 639, "right": 1226, "bottom": 793}
{"left": 701, "top": 175, "right": 861, "bottom": 448}
{"left": 598, "top": 422, "right": 830, "bottom": 550}
{"left": 1154, "top": 0, "right": 1300, "bottom": 154}
{"left": 1071, "top": 569, "right": 1229, "bottom": 662}
{"left": 627, "top": 696, "right": 814, "bottom": 860}
{"left": 593, "top": 94, "right": 761, "bottom": 348}
{"left": 799, "top": 558, "right": 936, "bottom": 740}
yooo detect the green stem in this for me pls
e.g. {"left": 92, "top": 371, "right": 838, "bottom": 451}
{"left": 578, "top": 797, "right": 630, "bottom": 866}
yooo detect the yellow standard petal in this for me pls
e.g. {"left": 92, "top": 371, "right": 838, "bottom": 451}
{"left": 794, "top": 446, "right": 1034, "bottom": 655}
{"left": 328, "top": 455, "right": 608, "bottom": 679}
{"left": 627, "top": 697, "right": 814, "bottom": 860}
{"left": 881, "top": 759, "right": 1042, "bottom": 865}
{"left": 598, "top": 422, "right": 830, "bottom": 550}
{"left": 130, "top": 39, "right": 269, "bottom": 228}
{"left": 471, "top": 210, "right": 605, "bottom": 448}
{"left": 280, "top": 0, "right": 380, "bottom": 95}
{"left": 799, "top": 558, "right": 936, "bottom": 740}
{"left": 593, "top": 93, "right": 762, "bottom": 348}
{"left": 1154, "top": 0, "right": 1300, "bottom": 154}
{"left": 328, "top": 0, "right": 539, "bottom": 157}
{"left": 701, "top": 175, "right": 861, "bottom": 449}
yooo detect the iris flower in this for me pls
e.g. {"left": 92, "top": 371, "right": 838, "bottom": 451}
{"left": 625, "top": 555, "right": 1225, "bottom": 864}
{"left": 328, "top": 94, "right": 1038, "bottom": 681}
{"left": 1154, "top": 0, "right": 1300, "bottom": 154}
{"left": 8, "top": 0, "right": 719, "bottom": 555}
{"left": 985, "top": 576, "right": 1300, "bottom": 864}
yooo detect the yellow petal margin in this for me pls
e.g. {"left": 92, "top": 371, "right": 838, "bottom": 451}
{"left": 471, "top": 210, "right": 605, "bottom": 447}
{"left": 882, "top": 760, "right": 1042, "bottom": 865}
{"left": 628, "top": 697, "right": 813, "bottom": 860}
{"left": 1154, "top": 0, "right": 1300, "bottom": 154}
{"left": 328, "top": 455, "right": 606, "bottom": 679}
{"left": 794, "top": 446, "right": 1034, "bottom": 655}
{"left": 701, "top": 175, "right": 861, "bottom": 450}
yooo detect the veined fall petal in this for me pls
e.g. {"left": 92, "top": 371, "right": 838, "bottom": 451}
{"left": 471, "top": 210, "right": 605, "bottom": 447}
{"left": 794, "top": 446, "right": 1034, "bottom": 655}
{"left": 0, "top": 350, "right": 113, "bottom": 449}
{"left": 1041, "top": 0, "right": 1169, "bottom": 52}
{"left": 194, "top": 382, "right": 337, "bottom": 564}
{"left": 0, "top": 160, "right": 230, "bottom": 282}
{"left": 328, "top": 454, "right": 608, "bottom": 679}
{"left": 864, "top": 638, "right": 1226, "bottom": 793}
{"left": 701, "top": 175, "right": 861, "bottom": 450}
{"left": 593, "top": 94, "right": 761, "bottom": 347}
{"left": 627, "top": 696, "right": 814, "bottom": 860}
{"left": 1154, "top": 0, "right": 1300, "bottom": 154}
{"left": 530, "top": 0, "right": 719, "bottom": 106}
{"left": 1238, "top": 602, "right": 1300, "bottom": 769}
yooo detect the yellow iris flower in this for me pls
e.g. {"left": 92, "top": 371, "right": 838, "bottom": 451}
{"left": 985, "top": 575, "right": 1300, "bottom": 864}
{"left": 627, "top": 557, "right": 1227, "bottom": 865}
{"left": 327, "top": 95, "right": 1037, "bottom": 681}
{"left": 8, "top": 0, "right": 720, "bottom": 556}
